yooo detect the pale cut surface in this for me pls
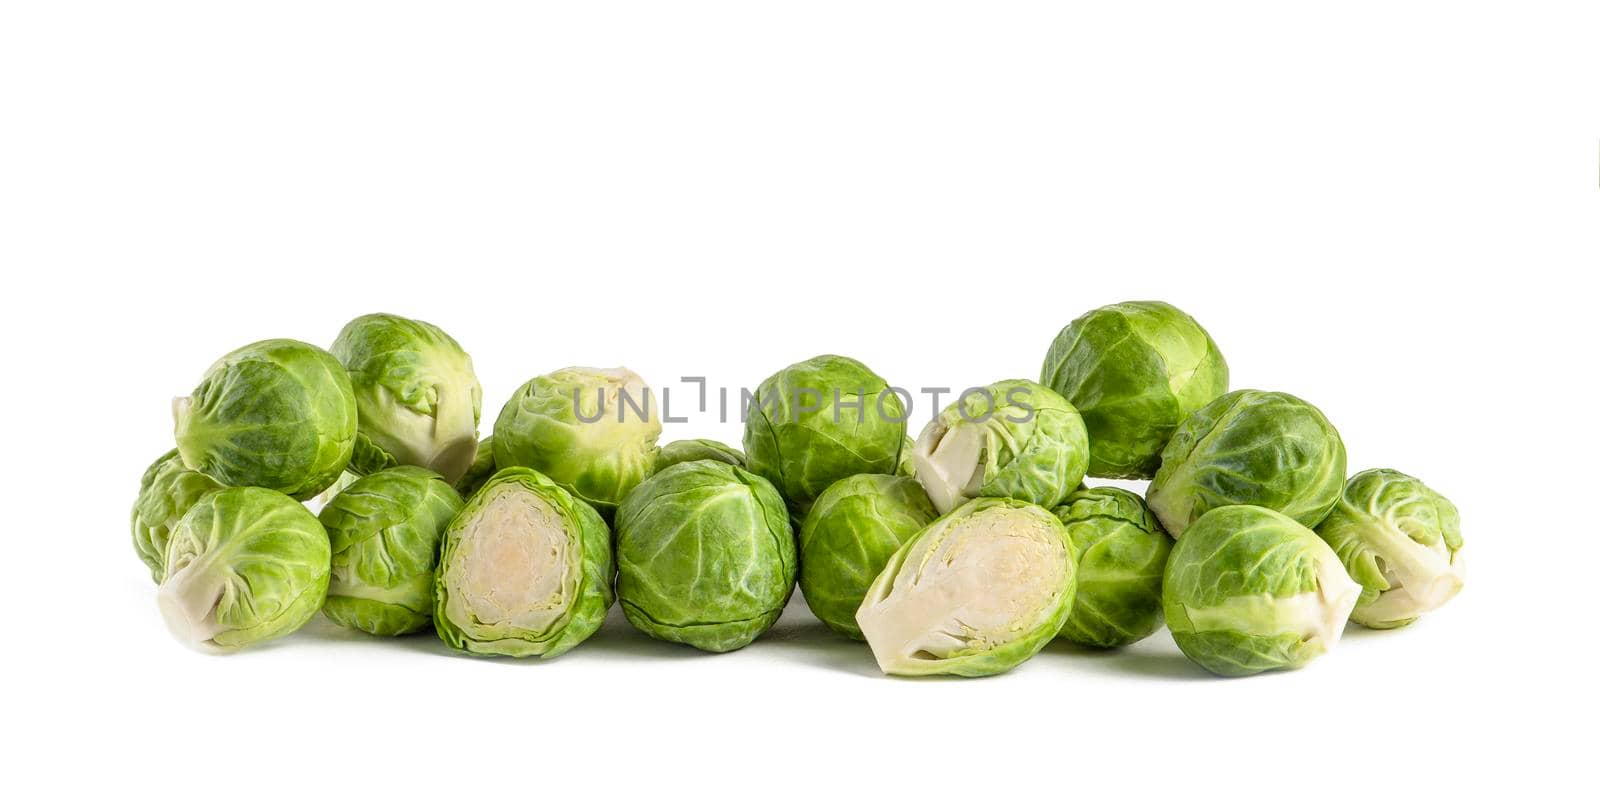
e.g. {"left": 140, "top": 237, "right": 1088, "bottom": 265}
{"left": 157, "top": 557, "right": 228, "bottom": 651}
{"left": 911, "top": 418, "right": 985, "bottom": 514}
{"left": 1184, "top": 556, "right": 1361, "bottom": 655}
{"left": 1357, "top": 542, "right": 1465, "bottom": 626}
{"left": 858, "top": 508, "right": 1068, "bottom": 672}
{"left": 443, "top": 489, "right": 574, "bottom": 632}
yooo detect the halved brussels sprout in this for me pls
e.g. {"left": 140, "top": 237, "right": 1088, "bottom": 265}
{"left": 433, "top": 467, "right": 614, "bottom": 658}
{"left": 131, "top": 449, "right": 223, "bottom": 582}
{"left": 1316, "top": 469, "right": 1464, "bottom": 629}
{"left": 493, "top": 366, "right": 662, "bottom": 517}
{"left": 912, "top": 379, "right": 1089, "bottom": 514}
{"left": 319, "top": 467, "right": 463, "bottom": 636}
{"left": 453, "top": 436, "right": 496, "bottom": 499}
{"left": 743, "top": 355, "right": 905, "bottom": 515}
{"left": 1147, "top": 389, "right": 1346, "bottom": 536}
{"left": 1040, "top": 301, "right": 1229, "bottom": 479}
{"left": 173, "top": 339, "right": 356, "bottom": 499}
{"left": 1052, "top": 487, "right": 1172, "bottom": 648}
{"left": 1164, "top": 505, "right": 1360, "bottom": 677}
{"left": 798, "top": 474, "right": 937, "bottom": 639}
{"left": 615, "top": 461, "right": 796, "bottom": 652}
{"left": 158, "top": 487, "right": 331, "bottom": 651}
{"left": 656, "top": 438, "right": 746, "bottom": 471}
{"left": 331, "top": 314, "right": 483, "bottom": 484}
{"left": 856, "top": 498, "right": 1077, "bottom": 677}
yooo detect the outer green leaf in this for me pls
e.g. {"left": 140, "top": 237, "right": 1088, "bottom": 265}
{"left": 319, "top": 466, "right": 463, "bottom": 636}
{"left": 434, "top": 467, "right": 614, "bottom": 658}
{"left": 158, "top": 487, "right": 331, "bottom": 651}
{"left": 615, "top": 461, "right": 796, "bottom": 652}
{"left": 798, "top": 474, "right": 937, "bottom": 639}
{"left": 656, "top": 438, "right": 746, "bottom": 471}
{"left": 1147, "top": 389, "right": 1346, "bottom": 536}
{"left": 173, "top": 338, "right": 356, "bottom": 499}
{"left": 856, "top": 497, "right": 1076, "bottom": 677}
{"left": 1041, "top": 301, "right": 1229, "bottom": 479}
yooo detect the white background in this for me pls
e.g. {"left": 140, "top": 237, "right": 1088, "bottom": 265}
{"left": 3, "top": 2, "right": 1596, "bottom": 797}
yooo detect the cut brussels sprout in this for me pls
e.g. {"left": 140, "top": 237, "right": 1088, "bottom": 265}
{"left": 857, "top": 498, "right": 1076, "bottom": 677}
{"left": 132, "top": 449, "right": 223, "bottom": 583}
{"left": 319, "top": 467, "right": 463, "bottom": 636}
{"left": 743, "top": 354, "right": 905, "bottom": 515}
{"left": 1052, "top": 487, "right": 1172, "bottom": 648}
{"left": 1147, "top": 389, "right": 1346, "bottom": 536}
{"left": 1040, "top": 301, "right": 1229, "bottom": 479}
{"left": 158, "top": 487, "right": 331, "bottom": 651}
{"left": 798, "top": 474, "right": 937, "bottom": 639}
{"left": 453, "top": 436, "right": 496, "bottom": 499}
{"left": 434, "top": 468, "right": 614, "bottom": 657}
{"left": 494, "top": 366, "right": 661, "bottom": 517}
{"left": 1316, "top": 469, "right": 1464, "bottom": 629}
{"left": 657, "top": 438, "right": 746, "bottom": 471}
{"left": 615, "top": 461, "right": 796, "bottom": 652}
{"left": 173, "top": 338, "right": 356, "bottom": 500}
{"left": 1164, "top": 505, "right": 1360, "bottom": 677}
{"left": 912, "top": 379, "right": 1089, "bottom": 514}
{"left": 331, "top": 313, "right": 482, "bottom": 484}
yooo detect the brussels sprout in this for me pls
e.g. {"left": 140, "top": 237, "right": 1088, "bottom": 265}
{"left": 453, "top": 436, "right": 496, "bottom": 499}
{"left": 157, "top": 487, "right": 331, "bottom": 651}
{"left": 857, "top": 498, "right": 1077, "bottom": 677}
{"left": 173, "top": 339, "right": 356, "bottom": 500}
{"left": 434, "top": 467, "right": 614, "bottom": 657}
{"left": 912, "top": 379, "right": 1089, "bottom": 514}
{"left": 1163, "top": 505, "right": 1360, "bottom": 677}
{"left": 319, "top": 467, "right": 463, "bottom": 636}
{"left": 1147, "top": 389, "right": 1346, "bottom": 536}
{"left": 1041, "top": 301, "right": 1229, "bottom": 479}
{"left": 895, "top": 436, "right": 916, "bottom": 477}
{"left": 1052, "top": 487, "right": 1172, "bottom": 648}
{"left": 494, "top": 366, "right": 662, "bottom": 517}
{"left": 657, "top": 438, "right": 746, "bottom": 471}
{"left": 798, "top": 474, "right": 937, "bottom": 639}
{"left": 615, "top": 461, "right": 796, "bottom": 652}
{"left": 131, "top": 449, "right": 223, "bottom": 582}
{"left": 1315, "top": 469, "right": 1464, "bottom": 629}
{"left": 743, "top": 355, "right": 906, "bottom": 515}
{"left": 331, "top": 314, "right": 483, "bottom": 484}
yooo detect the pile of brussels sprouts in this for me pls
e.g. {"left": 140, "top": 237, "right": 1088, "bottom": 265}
{"left": 132, "top": 303, "right": 1465, "bottom": 677}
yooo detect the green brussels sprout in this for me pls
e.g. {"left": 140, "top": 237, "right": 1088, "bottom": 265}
{"left": 1040, "top": 301, "right": 1229, "bottom": 479}
{"left": 318, "top": 467, "right": 463, "bottom": 636}
{"left": 173, "top": 339, "right": 357, "bottom": 500}
{"left": 895, "top": 436, "right": 916, "bottom": 477}
{"left": 331, "top": 314, "right": 483, "bottom": 484}
{"left": 1315, "top": 469, "right": 1465, "bottom": 629}
{"left": 911, "top": 379, "right": 1089, "bottom": 514}
{"left": 1051, "top": 487, "right": 1172, "bottom": 648}
{"left": 656, "top": 438, "right": 746, "bottom": 471}
{"left": 615, "top": 461, "right": 796, "bottom": 652}
{"left": 453, "top": 436, "right": 496, "bottom": 499}
{"left": 494, "top": 366, "right": 662, "bottom": 517}
{"left": 158, "top": 487, "right": 331, "bottom": 651}
{"left": 1163, "top": 505, "right": 1360, "bottom": 677}
{"left": 434, "top": 467, "right": 614, "bottom": 657}
{"left": 857, "top": 497, "right": 1077, "bottom": 677}
{"left": 798, "top": 474, "right": 937, "bottom": 639}
{"left": 1147, "top": 389, "right": 1346, "bottom": 536}
{"left": 131, "top": 449, "right": 223, "bottom": 582}
{"left": 743, "top": 355, "right": 906, "bottom": 515}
